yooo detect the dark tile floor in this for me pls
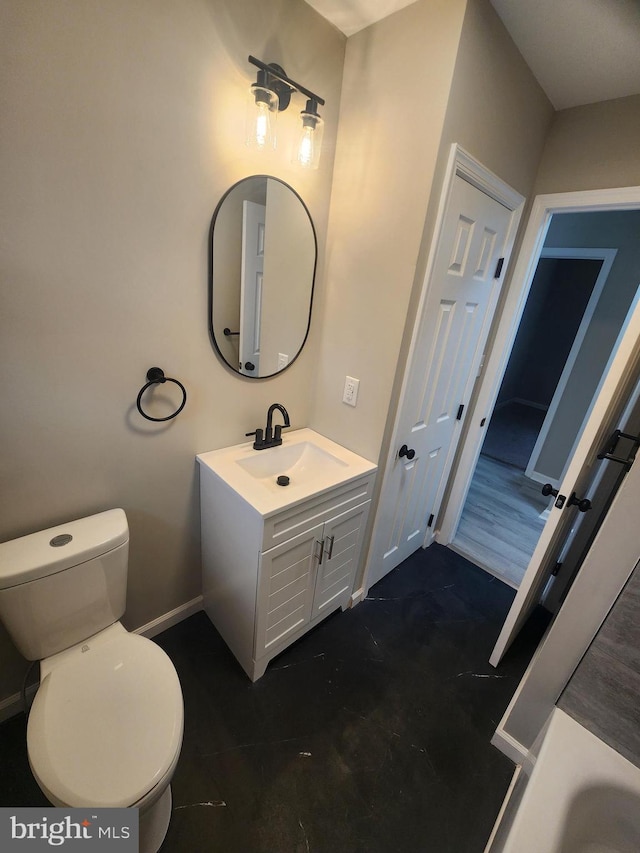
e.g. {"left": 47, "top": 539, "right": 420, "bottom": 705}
{"left": 0, "top": 544, "right": 548, "bottom": 852}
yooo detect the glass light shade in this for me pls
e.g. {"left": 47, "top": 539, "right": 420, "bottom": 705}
{"left": 246, "top": 85, "right": 279, "bottom": 150}
{"left": 293, "top": 109, "right": 323, "bottom": 170}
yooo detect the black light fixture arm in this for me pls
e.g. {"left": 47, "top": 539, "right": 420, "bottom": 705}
{"left": 248, "top": 55, "right": 325, "bottom": 108}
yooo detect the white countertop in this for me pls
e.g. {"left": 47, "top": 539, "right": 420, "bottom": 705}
{"left": 196, "top": 428, "right": 377, "bottom": 517}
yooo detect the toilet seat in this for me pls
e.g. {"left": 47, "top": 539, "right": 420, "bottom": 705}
{"left": 27, "top": 623, "right": 183, "bottom": 809}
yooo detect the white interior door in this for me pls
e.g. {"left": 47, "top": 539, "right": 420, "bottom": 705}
{"left": 490, "top": 288, "right": 640, "bottom": 666}
{"left": 240, "top": 200, "right": 265, "bottom": 376}
{"left": 366, "top": 153, "right": 523, "bottom": 590}
{"left": 543, "top": 368, "right": 640, "bottom": 614}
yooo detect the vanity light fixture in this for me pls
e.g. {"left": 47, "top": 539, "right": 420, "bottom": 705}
{"left": 246, "top": 55, "right": 325, "bottom": 169}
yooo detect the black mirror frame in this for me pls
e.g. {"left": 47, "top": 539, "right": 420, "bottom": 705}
{"left": 208, "top": 175, "right": 318, "bottom": 379}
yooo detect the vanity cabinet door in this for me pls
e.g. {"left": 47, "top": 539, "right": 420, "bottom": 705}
{"left": 312, "top": 502, "right": 369, "bottom": 620}
{"left": 255, "top": 523, "right": 323, "bottom": 660}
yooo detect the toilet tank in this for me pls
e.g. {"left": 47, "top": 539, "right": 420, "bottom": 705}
{"left": 0, "top": 509, "right": 129, "bottom": 661}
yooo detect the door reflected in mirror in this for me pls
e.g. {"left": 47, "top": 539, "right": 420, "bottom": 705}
{"left": 210, "top": 176, "right": 317, "bottom": 377}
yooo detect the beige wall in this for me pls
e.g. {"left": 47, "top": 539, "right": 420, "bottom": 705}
{"left": 425, "top": 0, "right": 554, "bottom": 531}
{"left": 0, "top": 0, "right": 345, "bottom": 703}
{"left": 3, "top": 0, "right": 636, "bottom": 712}
{"left": 534, "top": 94, "right": 640, "bottom": 194}
{"left": 400, "top": 0, "right": 553, "bottom": 463}
{"left": 437, "top": 0, "right": 553, "bottom": 197}
{"left": 310, "top": 0, "right": 468, "bottom": 462}
{"left": 311, "top": 0, "right": 553, "bottom": 468}
{"left": 310, "top": 0, "right": 553, "bottom": 592}
{"left": 429, "top": 0, "right": 553, "bottom": 391}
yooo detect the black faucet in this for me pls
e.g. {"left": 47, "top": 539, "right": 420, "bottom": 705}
{"left": 246, "top": 403, "right": 291, "bottom": 450}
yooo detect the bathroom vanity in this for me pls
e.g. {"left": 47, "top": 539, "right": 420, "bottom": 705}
{"left": 197, "top": 429, "right": 377, "bottom": 680}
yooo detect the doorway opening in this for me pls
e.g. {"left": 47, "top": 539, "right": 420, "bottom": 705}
{"left": 369, "top": 180, "right": 640, "bottom": 667}
{"left": 448, "top": 208, "right": 640, "bottom": 589}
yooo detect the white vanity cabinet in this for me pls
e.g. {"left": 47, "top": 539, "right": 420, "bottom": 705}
{"left": 197, "top": 429, "right": 376, "bottom": 681}
{"left": 254, "top": 498, "right": 371, "bottom": 667}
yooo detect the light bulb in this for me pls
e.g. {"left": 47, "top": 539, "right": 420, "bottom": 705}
{"left": 254, "top": 101, "right": 271, "bottom": 149}
{"left": 246, "top": 78, "right": 278, "bottom": 151}
{"left": 293, "top": 100, "right": 323, "bottom": 170}
{"left": 297, "top": 125, "right": 315, "bottom": 167}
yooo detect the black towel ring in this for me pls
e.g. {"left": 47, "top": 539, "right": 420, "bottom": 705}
{"left": 136, "top": 367, "right": 187, "bottom": 422}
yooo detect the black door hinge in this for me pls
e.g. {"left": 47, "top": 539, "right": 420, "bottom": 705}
{"left": 494, "top": 257, "right": 504, "bottom": 278}
{"left": 427, "top": 513, "right": 434, "bottom": 528}
{"left": 551, "top": 561, "right": 563, "bottom": 577}
{"left": 456, "top": 404, "right": 465, "bottom": 421}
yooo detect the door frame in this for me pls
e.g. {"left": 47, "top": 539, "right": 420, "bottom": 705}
{"left": 240, "top": 200, "right": 265, "bottom": 376}
{"left": 525, "top": 247, "right": 618, "bottom": 487}
{"left": 437, "top": 185, "right": 640, "bottom": 547}
{"left": 358, "top": 144, "right": 525, "bottom": 597}
{"left": 492, "top": 453, "right": 640, "bottom": 764}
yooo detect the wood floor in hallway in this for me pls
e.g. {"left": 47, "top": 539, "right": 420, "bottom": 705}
{"left": 452, "top": 454, "right": 550, "bottom": 587}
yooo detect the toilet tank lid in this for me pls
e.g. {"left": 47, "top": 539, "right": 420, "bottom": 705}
{"left": 0, "top": 509, "right": 129, "bottom": 590}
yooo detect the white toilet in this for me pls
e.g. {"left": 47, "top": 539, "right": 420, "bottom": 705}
{"left": 0, "top": 509, "right": 184, "bottom": 853}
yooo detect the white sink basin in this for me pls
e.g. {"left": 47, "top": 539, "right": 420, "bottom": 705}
{"left": 235, "top": 440, "right": 348, "bottom": 482}
{"left": 197, "top": 428, "right": 376, "bottom": 516}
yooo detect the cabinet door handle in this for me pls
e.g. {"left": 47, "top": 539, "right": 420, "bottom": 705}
{"left": 314, "top": 538, "right": 324, "bottom": 565}
{"left": 324, "top": 535, "right": 335, "bottom": 561}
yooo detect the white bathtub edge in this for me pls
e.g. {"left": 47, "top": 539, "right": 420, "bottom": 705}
{"left": 491, "top": 708, "right": 640, "bottom": 852}
{"left": 483, "top": 764, "right": 522, "bottom": 853}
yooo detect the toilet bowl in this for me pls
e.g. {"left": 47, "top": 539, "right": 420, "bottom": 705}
{"left": 0, "top": 510, "right": 184, "bottom": 853}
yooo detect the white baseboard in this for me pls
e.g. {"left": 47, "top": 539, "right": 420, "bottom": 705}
{"left": 0, "top": 596, "right": 204, "bottom": 723}
{"left": 133, "top": 595, "right": 203, "bottom": 640}
{"left": 0, "top": 683, "right": 38, "bottom": 725}
{"left": 350, "top": 587, "right": 366, "bottom": 607}
{"left": 491, "top": 725, "right": 528, "bottom": 765}
{"left": 494, "top": 397, "right": 549, "bottom": 412}
{"left": 510, "top": 397, "right": 549, "bottom": 412}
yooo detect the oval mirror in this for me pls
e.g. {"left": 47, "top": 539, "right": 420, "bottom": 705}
{"left": 209, "top": 176, "right": 317, "bottom": 378}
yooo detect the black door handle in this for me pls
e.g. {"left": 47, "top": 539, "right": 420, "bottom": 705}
{"left": 244, "top": 361, "right": 256, "bottom": 371}
{"left": 568, "top": 492, "right": 592, "bottom": 512}
{"left": 542, "top": 483, "right": 568, "bottom": 508}
{"left": 399, "top": 444, "right": 416, "bottom": 460}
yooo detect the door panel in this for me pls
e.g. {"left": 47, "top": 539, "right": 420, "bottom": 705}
{"left": 490, "top": 290, "right": 640, "bottom": 666}
{"left": 255, "top": 523, "right": 321, "bottom": 656}
{"left": 240, "top": 200, "right": 265, "bottom": 376}
{"left": 368, "top": 173, "right": 514, "bottom": 588}
{"left": 313, "top": 503, "right": 368, "bottom": 618}
{"left": 543, "top": 375, "right": 640, "bottom": 615}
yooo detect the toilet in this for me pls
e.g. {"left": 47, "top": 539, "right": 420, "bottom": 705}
{"left": 0, "top": 509, "right": 184, "bottom": 853}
